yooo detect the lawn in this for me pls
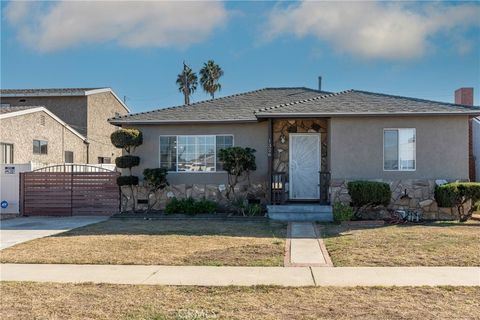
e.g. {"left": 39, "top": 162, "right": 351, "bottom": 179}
{"left": 0, "top": 219, "right": 286, "bottom": 266}
{"left": 1, "top": 282, "right": 478, "bottom": 320}
{"left": 322, "top": 221, "right": 480, "bottom": 267}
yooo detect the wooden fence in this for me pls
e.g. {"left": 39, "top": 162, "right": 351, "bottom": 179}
{"left": 20, "top": 171, "right": 120, "bottom": 216}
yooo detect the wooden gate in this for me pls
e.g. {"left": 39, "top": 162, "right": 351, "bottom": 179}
{"left": 20, "top": 165, "right": 120, "bottom": 216}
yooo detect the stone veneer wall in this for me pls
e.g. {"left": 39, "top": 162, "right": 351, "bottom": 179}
{"left": 330, "top": 178, "right": 467, "bottom": 220}
{"left": 120, "top": 182, "right": 267, "bottom": 212}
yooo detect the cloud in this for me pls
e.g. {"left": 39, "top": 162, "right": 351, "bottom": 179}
{"left": 264, "top": 1, "right": 480, "bottom": 60}
{"left": 4, "top": 1, "right": 228, "bottom": 52}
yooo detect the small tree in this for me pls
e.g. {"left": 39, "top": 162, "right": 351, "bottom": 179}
{"left": 143, "top": 168, "right": 169, "bottom": 212}
{"left": 347, "top": 181, "right": 391, "bottom": 218}
{"left": 218, "top": 147, "right": 256, "bottom": 199}
{"left": 111, "top": 128, "right": 143, "bottom": 212}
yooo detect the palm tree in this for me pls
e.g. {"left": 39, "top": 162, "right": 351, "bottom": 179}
{"left": 176, "top": 62, "right": 198, "bottom": 105}
{"left": 200, "top": 60, "right": 224, "bottom": 99}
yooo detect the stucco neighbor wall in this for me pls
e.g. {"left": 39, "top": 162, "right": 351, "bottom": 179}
{"left": 87, "top": 92, "right": 128, "bottom": 163}
{"left": 0, "top": 110, "right": 87, "bottom": 164}
{"left": 1, "top": 96, "right": 88, "bottom": 136}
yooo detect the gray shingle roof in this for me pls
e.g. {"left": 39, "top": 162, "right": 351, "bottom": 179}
{"left": 109, "top": 87, "right": 480, "bottom": 124}
{"left": 0, "top": 88, "right": 106, "bottom": 96}
{"left": 110, "top": 87, "right": 329, "bottom": 123}
{"left": 0, "top": 105, "right": 43, "bottom": 114}
{"left": 255, "top": 90, "right": 480, "bottom": 117}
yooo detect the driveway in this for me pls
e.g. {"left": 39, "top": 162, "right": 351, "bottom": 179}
{"left": 0, "top": 216, "right": 108, "bottom": 250}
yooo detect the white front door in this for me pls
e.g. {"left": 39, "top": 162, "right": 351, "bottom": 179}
{"left": 289, "top": 133, "right": 320, "bottom": 200}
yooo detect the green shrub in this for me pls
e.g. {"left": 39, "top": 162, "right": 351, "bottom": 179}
{"left": 229, "top": 196, "right": 263, "bottom": 216}
{"left": 143, "top": 168, "right": 168, "bottom": 191}
{"left": 164, "top": 197, "right": 218, "bottom": 215}
{"left": 347, "top": 181, "right": 391, "bottom": 208}
{"left": 117, "top": 175, "right": 139, "bottom": 186}
{"left": 434, "top": 182, "right": 480, "bottom": 221}
{"left": 110, "top": 128, "right": 143, "bottom": 152}
{"left": 333, "top": 202, "right": 354, "bottom": 222}
{"left": 115, "top": 155, "right": 140, "bottom": 169}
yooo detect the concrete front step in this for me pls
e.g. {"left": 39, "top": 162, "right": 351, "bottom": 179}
{"left": 267, "top": 205, "right": 333, "bottom": 222}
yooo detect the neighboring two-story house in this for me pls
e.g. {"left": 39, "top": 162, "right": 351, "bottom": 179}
{"left": 0, "top": 88, "right": 129, "bottom": 164}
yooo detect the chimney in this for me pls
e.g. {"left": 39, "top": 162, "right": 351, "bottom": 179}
{"left": 455, "top": 87, "right": 474, "bottom": 106}
{"left": 318, "top": 76, "right": 322, "bottom": 91}
{"left": 455, "top": 87, "right": 476, "bottom": 181}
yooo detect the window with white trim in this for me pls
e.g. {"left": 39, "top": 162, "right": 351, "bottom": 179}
{"left": 0, "top": 143, "right": 14, "bottom": 164}
{"left": 160, "top": 135, "right": 233, "bottom": 172}
{"left": 384, "top": 128, "right": 416, "bottom": 171}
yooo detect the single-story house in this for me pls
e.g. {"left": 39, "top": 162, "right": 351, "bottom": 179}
{"left": 109, "top": 86, "right": 480, "bottom": 220}
{"left": 0, "top": 106, "right": 88, "bottom": 164}
{"left": 0, "top": 88, "right": 130, "bottom": 164}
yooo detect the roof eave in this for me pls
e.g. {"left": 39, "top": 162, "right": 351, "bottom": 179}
{"left": 108, "top": 119, "right": 260, "bottom": 125}
{"left": 255, "top": 111, "right": 480, "bottom": 118}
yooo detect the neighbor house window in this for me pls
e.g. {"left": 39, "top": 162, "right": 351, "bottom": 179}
{"left": 159, "top": 135, "right": 233, "bottom": 172}
{"left": 98, "top": 157, "right": 111, "bottom": 164}
{"left": 65, "top": 151, "right": 74, "bottom": 163}
{"left": 33, "top": 140, "right": 48, "bottom": 155}
{"left": 0, "top": 143, "right": 14, "bottom": 164}
{"left": 384, "top": 129, "right": 416, "bottom": 171}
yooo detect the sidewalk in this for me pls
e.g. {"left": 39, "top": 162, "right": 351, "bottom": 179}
{"left": 1, "top": 264, "right": 479, "bottom": 287}
{"left": 286, "top": 222, "right": 333, "bottom": 267}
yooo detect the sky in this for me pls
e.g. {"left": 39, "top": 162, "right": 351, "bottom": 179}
{"left": 1, "top": 1, "right": 479, "bottom": 114}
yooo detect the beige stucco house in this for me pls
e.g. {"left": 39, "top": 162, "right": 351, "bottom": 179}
{"left": 109, "top": 87, "right": 479, "bottom": 220}
{"left": 0, "top": 88, "right": 129, "bottom": 164}
{"left": 0, "top": 106, "right": 87, "bottom": 164}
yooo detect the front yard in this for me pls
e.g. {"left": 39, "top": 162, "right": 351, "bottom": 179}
{"left": 322, "top": 221, "right": 480, "bottom": 266}
{"left": 1, "top": 282, "right": 479, "bottom": 320}
{"left": 0, "top": 219, "right": 286, "bottom": 266}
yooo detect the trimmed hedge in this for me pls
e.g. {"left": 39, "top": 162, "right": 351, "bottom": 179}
{"left": 110, "top": 128, "right": 143, "bottom": 150}
{"left": 165, "top": 197, "right": 217, "bottom": 215}
{"left": 434, "top": 182, "right": 480, "bottom": 221}
{"left": 117, "top": 175, "right": 139, "bottom": 187}
{"left": 347, "top": 181, "right": 391, "bottom": 208}
{"left": 115, "top": 155, "right": 140, "bottom": 169}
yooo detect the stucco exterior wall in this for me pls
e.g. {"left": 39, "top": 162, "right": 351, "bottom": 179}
{"left": 329, "top": 115, "right": 469, "bottom": 180}
{"left": 87, "top": 92, "right": 128, "bottom": 163}
{"left": 129, "top": 121, "right": 269, "bottom": 185}
{"left": 1, "top": 96, "right": 88, "bottom": 136}
{"left": 473, "top": 118, "right": 480, "bottom": 182}
{"left": 0, "top": 111, "right": 87, "bottom": 164}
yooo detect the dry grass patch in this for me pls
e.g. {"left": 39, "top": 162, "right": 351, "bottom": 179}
{"left": 0, "top": 219, "right": 286, "bottom": 266}
{"left": 323, "top": 221, "right": 480, "bottom": 266}
{"left": 1, "top": 282, "right": 479, "bottom": 320}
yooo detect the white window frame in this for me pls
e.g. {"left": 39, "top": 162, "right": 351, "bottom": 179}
{"left": 158, "top": 134, "right": 234, "bottom": 173}
{"left": 383, "top": 128, "right": 416, "bottom": 172}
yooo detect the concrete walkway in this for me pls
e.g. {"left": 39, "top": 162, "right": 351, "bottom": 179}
{"left": 287, "top": 222, "right": 333, "bottom": 267}
{"left": 1, "top": 264, "right": 478, "bottom": 287}
{"left": 0, "top": 216, "right": 108, "bottom": 249}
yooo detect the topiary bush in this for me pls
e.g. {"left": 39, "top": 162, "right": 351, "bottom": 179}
{"left": 434, "top": 182, "right": 480, "bottom": 221}
{"left": 116, "top": 175, "right": 139, "bottom": 187}
{"left": 110, "top": 128, "right": 143, "bottom": 152}
{"left": 115, "top": 155, "right": 140, "bottom": 169}
{"left": 142, "top": 168, "right": 169, "bottom": 212}
{"left": 333, "top": 202, "right": 354, "bottom": 222}
{"left": 347, "top": 181, "right": 391, "bottom": 217}
{"left": 218, "top": 147, "right": 256, "bottom": 199}
{"left": 165, "top": 197, "right": 217, "bottom": 215}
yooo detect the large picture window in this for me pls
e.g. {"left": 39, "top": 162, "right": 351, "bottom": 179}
{"left": 384, "top": 128, "right": 416, "bottom": 171}
{"left": 160, "top": 135, "right": 233, "bottom": 172}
